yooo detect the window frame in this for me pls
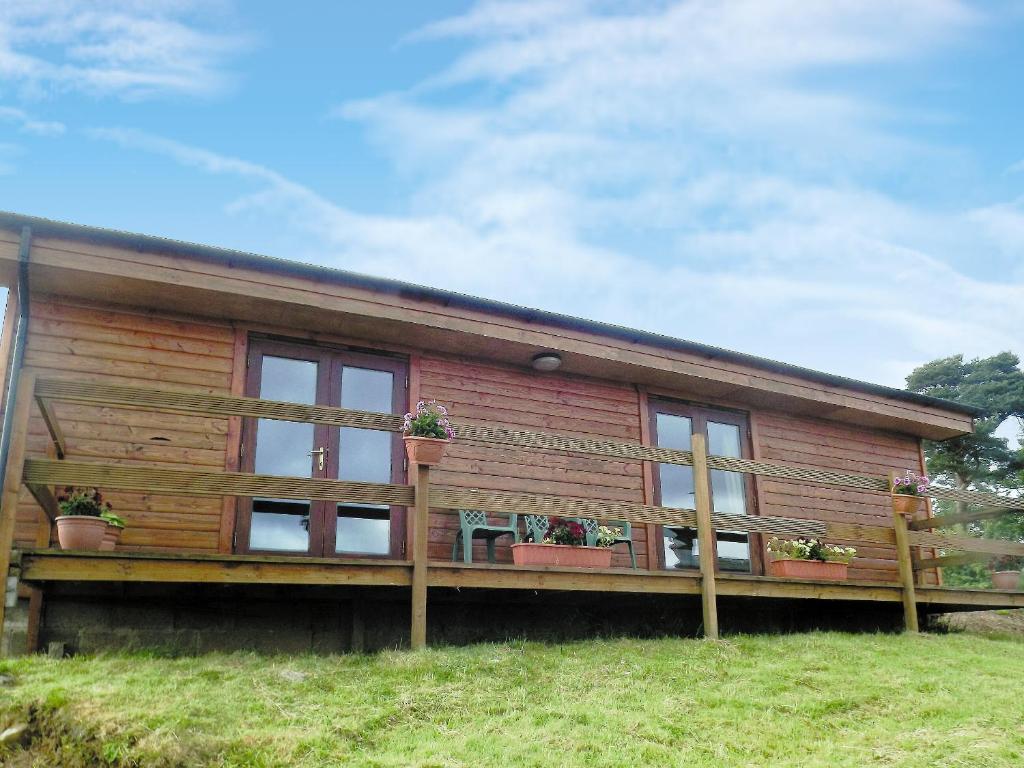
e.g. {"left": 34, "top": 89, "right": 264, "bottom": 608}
{"left": 648, "top": 398, "right": 762, "bottom": 574}
{"left": 235, "top": 337, "right": 408, "bottom": 559}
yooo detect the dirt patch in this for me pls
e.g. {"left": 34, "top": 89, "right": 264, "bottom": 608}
{"left": 933, "top": 609, "right": 1024, "bottom": 638}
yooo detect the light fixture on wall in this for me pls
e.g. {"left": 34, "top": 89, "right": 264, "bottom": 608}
{"left": 531, "top": 352, "right": 562, "bottom": 372}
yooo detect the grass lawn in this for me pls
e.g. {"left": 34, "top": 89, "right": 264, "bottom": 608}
{"left": 2, "top": 631, "right": 1023, "bottom": 767}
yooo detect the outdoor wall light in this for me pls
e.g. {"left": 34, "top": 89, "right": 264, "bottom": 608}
{"left": 531, "top": 352, "right": 562, "bottom": 372}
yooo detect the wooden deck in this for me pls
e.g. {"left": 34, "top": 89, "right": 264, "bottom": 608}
{"left": 16, "top": 549, "right": 1024, "bottom": 613}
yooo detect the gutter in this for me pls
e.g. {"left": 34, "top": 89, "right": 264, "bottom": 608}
{"left": 0, "top": 226, "right": 31, "bottom": 491}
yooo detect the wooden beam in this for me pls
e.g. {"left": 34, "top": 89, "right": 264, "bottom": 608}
{"left": 0, "top": 370, "right": 35, "bottom": 638}
{"left": 23, "top": 458, "right": 414, "bottom": 505}
{"left": 34, "top": 377, "right": 405, "bottom": 432}
{"left": 891, "top": 488, "right": 919, "bottom": 632}
{"left": 908, "top": 506, "right": 1016, "bottom": 531}
{"left": 34, "top": 396, "right": 65, "bottom": 459}
{"left": 906, "top": 530, "right": 1024, "bottom": 557}
{"left": 692, "top": 433, "right": 719, "bottom": 639}
{"left": 913, "top": 552, "right": 991, "bottom": 571}
{"left": 25, "top": 483, "right": 58, "bottom": 523}
{"left": 410, "top": 463, "right": 430, "bottom": 650}
{"left": 218, "top": 325, "right": 248, "bottom": 554}
{"left": 20, "top": 550, "right": 413, "bottom": 586}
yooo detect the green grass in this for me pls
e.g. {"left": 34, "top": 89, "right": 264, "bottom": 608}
{"left": 2, "top": 632, "right": 1024, "bottom": 767}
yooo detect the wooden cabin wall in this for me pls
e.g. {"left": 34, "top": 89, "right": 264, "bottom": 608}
{"left": 752, "top": 410, "right": 935, "bottom": 584}
{"left": 12, "top": 296, "right": 236, "bottom": 552}
{"left": 4, "top": 293, "right": 933, "bottom": 584}
{"left": 419, "top": 354, "right": 649, "bottom": 569}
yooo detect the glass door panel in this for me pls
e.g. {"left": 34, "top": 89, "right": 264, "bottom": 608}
{"left": 333, "top": 363, "right": 400, "bottom": 556}
{"left": 247, "top": 354, "right": 322, "bottom": 555}
{"left": 654, "top": 413, "right": 699, "bottom": 570}
{"left": 652, "top": 401, "right": 755, "bottom": 573}
{"left": 707, "top": 420, "right": 750, "bottom": 572}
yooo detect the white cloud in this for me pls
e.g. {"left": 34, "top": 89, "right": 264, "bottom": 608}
{"left": 91, "top": 0, "right": 1024, "bottom": 390}
{"left": 0, "top": 0, "right": 249, "bottom": 99}
{"left": 0, "top": 105, "right": 64, "bottom": 135}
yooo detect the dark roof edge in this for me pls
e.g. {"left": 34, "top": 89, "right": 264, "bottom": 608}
{"left": 0, "top": 211, "right": 982, "bottom": 420}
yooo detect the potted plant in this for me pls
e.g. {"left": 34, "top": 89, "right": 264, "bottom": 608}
{"left": 55, "top": 487, "right": 112, "bottom": 551}
{"left": 99, "top": 510, "right": 126, "bottom": 552}
{"left": 511, "top": 518, "right": 619, "bottom": 568}
{"left": 890, "top": 469, "right": 929, "bottom": 516}
{"left": 766, "top": 537, "right": 857, "bottom": 580}
{"left": 402, "top": 400, "right": 454, "bottom": 466}
{"left": 990, "top": 555, "right": 1022, "bottom": 590}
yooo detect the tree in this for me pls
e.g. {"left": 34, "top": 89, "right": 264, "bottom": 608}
{"left": 906, "top": 352, "right": 1024, "bottom": 493}
{"left": 906, "top": 352, "right": 1024, "bottom": 587}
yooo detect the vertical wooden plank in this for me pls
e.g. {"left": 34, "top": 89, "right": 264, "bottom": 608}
{"left": 890, "top": 472, "right": 919, "bottom": 632}
{"left": 0, "top": 291, "right": 19, "bottom": 415}
{"left": 218, "top": 326, "right": 248, "bottom": 554}
{"left": 0, "top": 370, "right": 36, "bottom": 637}
{"left": 692, "top": 433, "right": 719, "bottom": 639}
{"left": 917, "top": 440, "right": 939, "bottom": 587}
{"left": 636, "top": 385, "right": 659, "bottom": 571}
{"left": 746, "top": 411, "right": 769, "bottom": 574}
{"left": 406, "top": 353, "right": 420, "bottom": 560}
{"left": 410, "top": 462, "right": 429, "bottom": 649}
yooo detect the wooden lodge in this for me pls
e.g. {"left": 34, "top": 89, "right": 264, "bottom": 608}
{"left": 1, "top": 211, "right": 1022, "bottom": 655}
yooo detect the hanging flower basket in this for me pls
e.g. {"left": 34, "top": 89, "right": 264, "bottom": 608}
{"left": 403, "top": 436, "right": 450, "bottom": 466}
{"left": 890, "top": 470, "right": 929, "bottom": 516}
{"left": 402, "top": 400, "right": 454, "bottom": 466}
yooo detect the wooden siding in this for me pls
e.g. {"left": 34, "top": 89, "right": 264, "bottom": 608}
{"left": 13, "top": 297, "right": 236, "bottom": 552}
{"left": 4, "top": 293, "right": 928, "bottom": 585}
{"left": 752, "top": 410, "right": 932, "bottom": 583}
{"left": 419, "top": 355, "right": 649, "bottom": 568}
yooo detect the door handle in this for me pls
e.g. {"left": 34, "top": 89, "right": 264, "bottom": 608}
{"left": 308, "top": 446, "right": 327, "bottom": 471}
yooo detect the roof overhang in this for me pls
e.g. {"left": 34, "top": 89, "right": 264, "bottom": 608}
{"left": 0, "top": 214, "right": 976, "bottom": 440}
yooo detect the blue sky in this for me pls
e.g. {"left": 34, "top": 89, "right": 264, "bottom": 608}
{"left": 1, "top": 1, "right": 1023, "bottom": 413}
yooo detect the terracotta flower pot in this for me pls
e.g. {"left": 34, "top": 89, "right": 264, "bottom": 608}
{"left": 767, "top": 558, "right": 849, "bottom": 581}
{"left": 511, "top": 543, "right": 613, "bottom": 568}
{"left": 991, "top": 570, "right": 1021, "bottom": 590}
{"left": 99, "top": 524, "right": 123, "bottom": 552}
{"left": 55, "top": 515, "right": 109, "bottom": 551}
{"left": 891, "top": 494, "right": 921, "bottom": 517}
{"left": 403, "top": 436, "right": 450, "bottom": 466}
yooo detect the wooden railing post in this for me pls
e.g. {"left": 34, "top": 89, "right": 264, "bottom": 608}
{"left": 0, "top": 371, "right": 36, "bottom": 640}
{"left": 889, "top": 472, "right": 919, "bottom": 633}
{"left": 410, "top": 462, "right": 430, "bottom": 650}
{"left": 692, "top": 433, "right": 719, "bottom": 639}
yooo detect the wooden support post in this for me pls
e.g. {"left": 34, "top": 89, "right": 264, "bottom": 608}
{"left": 692, "top": 433, "right": 719, "bottom": 639}
{"left": 410, "top": 462, "right": 430, "bottom": 650}
{"left": 890, "top": 472, "right": 919, "bottom": 633}
{"left": 0, "top": 371, "right": 36, "bottom": 639}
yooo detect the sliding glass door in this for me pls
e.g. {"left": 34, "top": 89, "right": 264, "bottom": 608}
{"left": 649, "top": 400, "right": 758, "bottom": 573}
{"left": 236, "top": 339, "right": 407, "bottom": 558}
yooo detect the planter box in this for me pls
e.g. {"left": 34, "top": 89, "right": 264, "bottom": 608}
{"left": 991, "top": 570, "right": 1021, "bottom": 590}
{"left": 511, "top": 543, "right": 613, "bottom": 568}
{"left": 767, "top": 558, "right": 849, "bottom": 581}
{"left": 403, "top": 436, "right": 450, "bottom": 466}
{"left": 55, "top": 515, "right": 108, "bottom": 551}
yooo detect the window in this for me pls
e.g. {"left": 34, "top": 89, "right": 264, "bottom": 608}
{"left": 649, "top": 400, "right": 756, "bottom": 573}
{"left": 237, "top": 339, "right": 407, "bottom": 558}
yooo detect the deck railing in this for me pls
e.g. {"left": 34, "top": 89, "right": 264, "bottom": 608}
{"left": 2, "top": 372, "right": 1023, "bottom": 645}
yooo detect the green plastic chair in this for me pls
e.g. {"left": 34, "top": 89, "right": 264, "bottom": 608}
{"left": 572, "top": 518, "right": 637, "bottom": 569}
{"left": 523, "top": 515, "right": 550, "bottom": 543}
{"left": 452, "top": 510, "right": 519, "bottom": 564}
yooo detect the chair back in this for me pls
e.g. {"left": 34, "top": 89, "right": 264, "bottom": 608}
{"left": 523, "top": 514, "right": 550, "bottom": 542}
